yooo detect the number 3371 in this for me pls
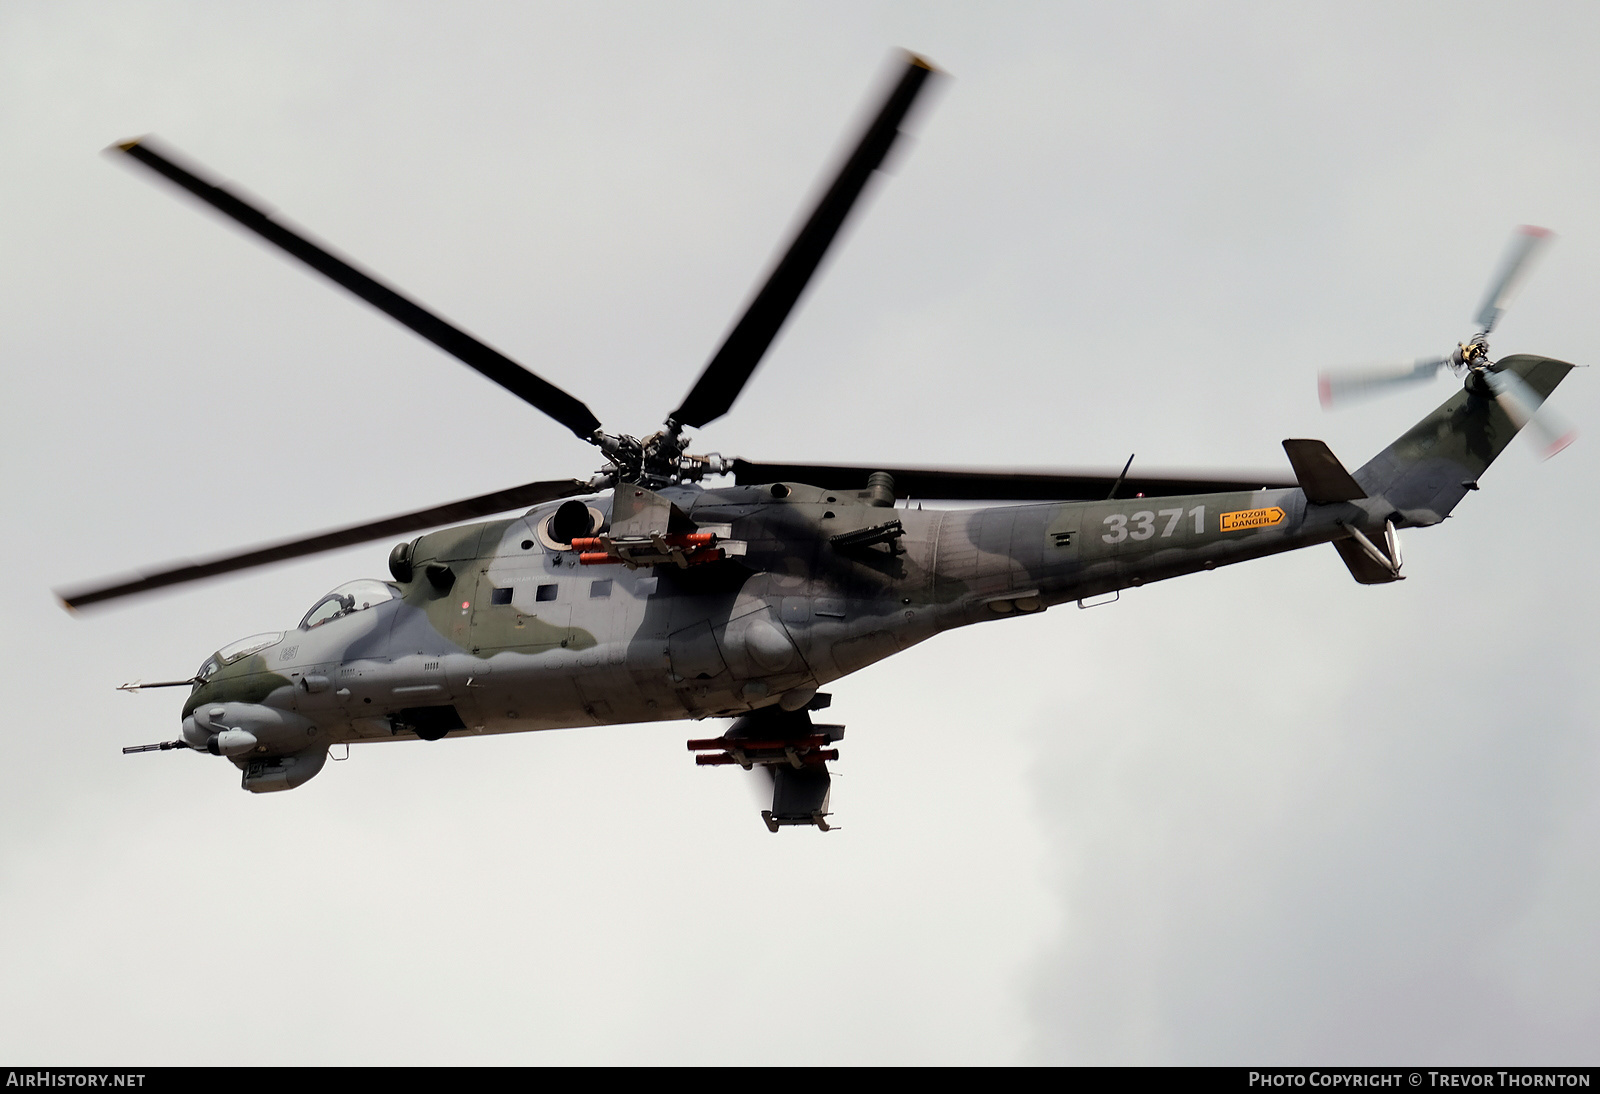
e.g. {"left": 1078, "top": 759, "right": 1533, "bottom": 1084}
{"left": 1102, "top": 506, "right": 1205, "bottom": 544}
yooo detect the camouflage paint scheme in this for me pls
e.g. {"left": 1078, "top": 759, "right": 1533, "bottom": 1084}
{"left": 181, "top": 355, "right": 1572, "bottom": 797}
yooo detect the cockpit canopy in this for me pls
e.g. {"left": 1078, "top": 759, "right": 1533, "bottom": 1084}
{"left": 192, "top": 580, "right": 399, "bottom": 683}
{"left": 298, "top": 579, "right": 400, "bottom": 631}
{"left": 196, "top": 631, "right": 284, "bottom": 682}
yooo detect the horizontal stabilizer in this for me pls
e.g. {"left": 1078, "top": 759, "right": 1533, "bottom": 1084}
{"left": 1282, "top": 439, "right": 1367, "bottom": 503}
{"left": 1332, "top": 537, "right": 1401, "bottom": 585}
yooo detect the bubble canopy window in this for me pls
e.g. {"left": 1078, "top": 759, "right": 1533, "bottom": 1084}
{"left": 299, "top": 579, "right": 400, "bottom": 631}
{"left": 196, "top": 631, "right": 284, "bottom": 680}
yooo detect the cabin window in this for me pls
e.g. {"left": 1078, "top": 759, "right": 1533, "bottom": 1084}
{"left": 490, "top": 587, "right": 513, "bottom": 605}
{"left": 589, "top": 579, "right": 612, "bottom": 599}
{"left": 536, "top": 584, "right": 558, "bottom": 602}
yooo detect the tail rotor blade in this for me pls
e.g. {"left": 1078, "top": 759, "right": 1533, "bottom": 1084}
{"left": 1484, "top": 367, "right": 1576, "bottom": 459}
{"left": 1319, "top": 357, "right": 1448, "bottom": 408}
{"left": 1474, "top": 225, "right": 1553, "bottom": 335}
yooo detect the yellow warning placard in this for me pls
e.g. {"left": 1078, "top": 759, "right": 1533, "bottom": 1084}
{"left": 1220, "top": 506, "right": 1285, "bottom": 532}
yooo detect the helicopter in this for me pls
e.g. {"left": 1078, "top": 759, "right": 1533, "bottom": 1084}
{"left": 61, "top": 53, "right": 1576, "bottom": 831}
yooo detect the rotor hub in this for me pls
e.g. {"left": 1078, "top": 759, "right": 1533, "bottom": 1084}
{"left": 592, "top": 427, "right": 730, "bottom": 489}
{"left": 1454, "top": 336, "right": 1491, "bottom": 372}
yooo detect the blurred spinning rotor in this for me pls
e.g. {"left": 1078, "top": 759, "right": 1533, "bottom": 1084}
{"left": 1318, "top": 226, "right": 1573, "bottom": 460}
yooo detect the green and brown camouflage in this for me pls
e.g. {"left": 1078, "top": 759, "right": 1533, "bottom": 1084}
{"left": 176, "top": 354, "right": 1572, "bottom": 813}
{"left": 181, "top": 654, "right": 292, "bottom": 720}
{"left": 87, "top": 58, "right": 1577, "bottom": 827}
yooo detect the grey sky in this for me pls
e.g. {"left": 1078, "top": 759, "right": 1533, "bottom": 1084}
{"left": 2, "top": 2, "right": 1596, "bottom": 1064}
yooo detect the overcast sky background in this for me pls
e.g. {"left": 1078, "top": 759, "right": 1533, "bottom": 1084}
{"left": 3, "top": 2, "right": 1598, "bottom": 1065}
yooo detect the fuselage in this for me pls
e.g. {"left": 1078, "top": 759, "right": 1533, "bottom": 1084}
{"left": 167, "top": 352, "right": 1582, "bottom": 793}
{"left": 181, "top": 474, "right": 1399, "bottom": 788}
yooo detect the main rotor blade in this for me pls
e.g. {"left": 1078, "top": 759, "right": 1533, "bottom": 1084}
{"left": 729, "top": 460, "right": 1296, "bottom": 501}
{"left": 1474, "top": 225, "right": 1553, "bottom": 335}
{"left": 669, "top": 54, "right": 938, "bottom": 430}
{"left": 58, "top": 478, "right": 592, "bottom": 611}
{"left": 1319, "top": 357, "right": 1449, "bottom": 408}
{"left": 111, "top": 138, "right": 603, "bottom": 440}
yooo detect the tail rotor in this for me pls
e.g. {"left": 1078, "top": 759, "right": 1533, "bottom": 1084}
{"left": 1317, "top": 226, "right": 1571, "bottom": 459}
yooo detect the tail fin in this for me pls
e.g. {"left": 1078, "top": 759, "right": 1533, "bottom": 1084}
{"left": 1281, "top": 438, "right": 1402, "bottom": 585}
{"left": 1352, "top": 354, "right": 1576, "bottom": 522}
